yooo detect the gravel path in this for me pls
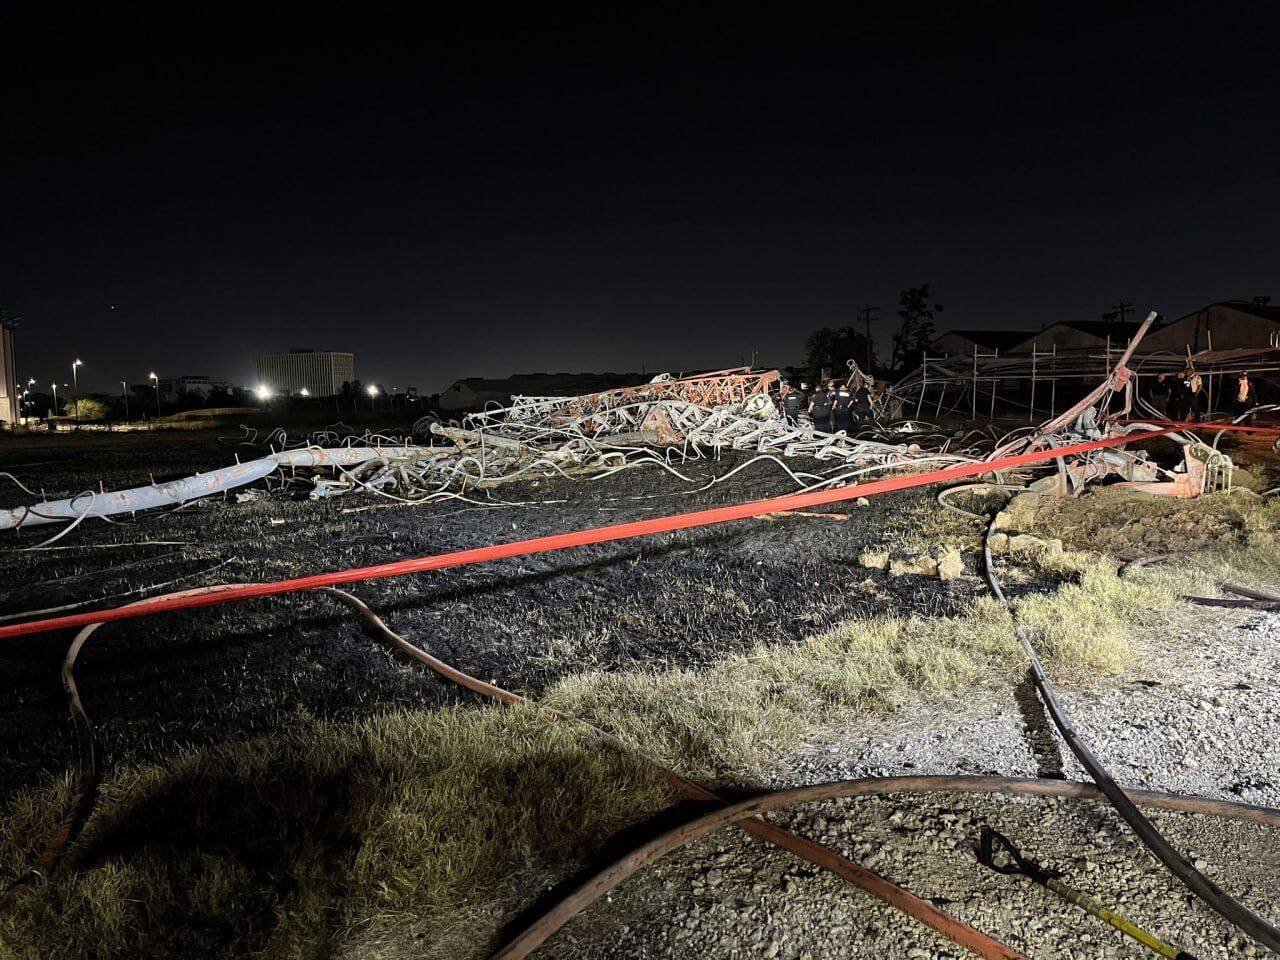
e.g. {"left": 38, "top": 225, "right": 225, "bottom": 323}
{"left": 547, "top": 606, "right": 1280, "bottom": 959}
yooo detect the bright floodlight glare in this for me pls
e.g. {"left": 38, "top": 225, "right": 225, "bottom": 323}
{"left": 74, "top": 359, "right": 82, "bottom": 366}
{"left": 299, "top": 387, "right": 310, "bottom": 396}
{"left": 367, "top": 385, "right": 378, "bottom": 396}
{"left": 255, "top": 385, "right": 272, "bottom": 400}
{"left": 149, "top": 371, "right": 157, "bottom": 380}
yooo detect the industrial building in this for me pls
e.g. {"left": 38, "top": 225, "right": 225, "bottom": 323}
{"left": 0, "top": 312, "right": 17, "bottom": 425}
{"left": 153, "top": 375, "right": 234, "bottom": 401}
{"left": 1141, "top": 299, "right": 1280, "bottom": 354}
{"left": 927, "top": 329, "right": 1032, "bottom": 357}
{"left": 927, "top": 299, "right": 1279, "bottom": 361}
{"left": 255, "top": 349, "right": 355, "bottom": 397}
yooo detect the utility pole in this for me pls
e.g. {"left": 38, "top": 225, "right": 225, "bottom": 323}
{"left": 1102, "top": 301, "right": 1133, "bottom": 326}
{"left": 857, "top": 305, "right": 878, "bottom": 374}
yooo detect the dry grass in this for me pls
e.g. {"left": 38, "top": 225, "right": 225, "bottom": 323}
{"left": 0, "top": 705, "right": 671, "bottom": 960}
{"left": 1022, "top": 487, "right": 1280, "bottom": 600}
{"left": 546, "top": 548, "right": 1170, "bottom": 784}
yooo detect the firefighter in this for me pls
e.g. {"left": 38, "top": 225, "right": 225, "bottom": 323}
{"left": 1186, "top": 371, "right": 1206, "bottom": 422}
{"left": 1150, "top": 373, "right": 1172, "bottom": 413}
{"left": 809, "top": 381, "right": 833, "bottom": 432}
{"left": 781, "top": 381, "right": 802, "bottom": 424}
{"left": 832, "top": 380, "right": 855, "bottom": 433}
{"left": 1166, "top": 370, "right": 1190, "bottom": 421}
{"left": 1233, "top": 372, "right": 1256, "bottom": 424}
{"left": 853, "top": 382, "right": 874, "bottom": 427}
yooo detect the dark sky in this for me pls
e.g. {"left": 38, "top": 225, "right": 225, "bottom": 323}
{"left": 4, "top": 7, "right": 1277, "bottom": 395}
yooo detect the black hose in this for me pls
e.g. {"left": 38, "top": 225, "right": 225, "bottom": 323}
{"left": 981, "top": 518, "right": 1280, "bottom": 952}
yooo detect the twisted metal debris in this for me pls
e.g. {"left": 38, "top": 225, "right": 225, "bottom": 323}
{"left": 1, "top": 344, "right": 1241, "bottom": 540}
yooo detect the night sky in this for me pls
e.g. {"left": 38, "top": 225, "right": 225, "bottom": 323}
{"left": 4, "top": 8, "right": 1277, "bottom": 395}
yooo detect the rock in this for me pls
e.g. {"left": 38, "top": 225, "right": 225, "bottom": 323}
{"left": 991, "top": 509, "right": 1015, "bottom": 531}
{"left": 705, "top": 868, "right": 723, "bottom": 886}
{"left": 859, "top": 549, "right": 890, "bottom": 570}
{"left": 889, "top": 554, "right": 939, "bottom": 577}
{"left": 935, "top": 546, "right": 963, "bottom": 580}
{"left": 1007, "top": 533, "right": 1059, "bottom": 558}
{"left": 988, "top": 531, "right": 1009, "bottom": 554}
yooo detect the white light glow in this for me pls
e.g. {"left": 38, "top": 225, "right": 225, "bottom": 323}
{"left": 299, "top": 387, "right": 310, "bottom": 397}
{"left": 367, "top": 385, "right": 378, "bottom": 396}
{"left": 255, "top": 385, "right": 273, "bottom": 400}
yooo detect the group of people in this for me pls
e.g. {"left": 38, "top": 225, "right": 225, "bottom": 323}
{"left": 780, "top": 379, "right": 876, "bottom": 432}
{"left": 1155, "top": 369, "right": 1258, "bottom": 423}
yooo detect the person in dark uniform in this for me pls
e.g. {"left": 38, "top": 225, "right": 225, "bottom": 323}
{"left": 1150, "top": 373, "right": 1172, "bottom": 415}
{"left": 781, "top": 381, "right": 802, "bottom": 425}
{"left": 1166, "top": 371, "right": 1190, "bottom": 421}
{"left": 808, "top": 381, "right": 833, "bottom": 432}
{"left": 852, "top": 382, "right": 874, "bottom": 427}
{"left": 1186, "top": 372, "right": 1206, "bottom": 422}
{"left": 1233, "top": 372, "right": 1256, "bottom": 424}
{"left": 832, "top": 381, "right": 855, "bottom": 433}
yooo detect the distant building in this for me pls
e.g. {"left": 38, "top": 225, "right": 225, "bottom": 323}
{"left": 1016, "top": 319, "right": 1149, "bottom": 354}
{"left": 0, "top": 314, "right": 17, "bottom": 425}
{"left": 1141, "top": 299, "right": 1280, "bottom": 354}
{"left": 256, "top": 348, "right": 355, "bottom": 397}
{"left": 439, "top": 371, "right": 649, "bottom": 412}
{"left": 155, "top": 375, "right": 233, "bottom": 400}
{"left": 928, "top": 329, "right": 1033, "bottom": 357}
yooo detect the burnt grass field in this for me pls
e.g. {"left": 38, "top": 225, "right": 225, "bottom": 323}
{"left": 0, "top": 429, "right": 979, "bottom": 802}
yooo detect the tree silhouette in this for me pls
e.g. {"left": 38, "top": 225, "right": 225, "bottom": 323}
{"left": 890, "top": 285, "right": 943, "bottom": 372}
{"left": 804, "top": 326, "right": 876, "bottom": 382}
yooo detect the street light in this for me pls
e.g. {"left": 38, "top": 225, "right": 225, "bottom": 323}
{"left": 367, "top": 384, "right": 378, "bottom": 413}
{"left": 149, "top": 372, "right": 161, "bottom": 417}
{"left": 50, "top": 382, "right": 59, "bottom": 418}
{"left": 255, "top": 384, "right": 272, "bottom": 402}
{"left": 299, "top": 387, "right": 310, "bottom": 397}
{"left": 71, "top": 359, "right": 83, "bottom": 421}
{"left": 121, "top": 380, "right": 130, "bottom": 421}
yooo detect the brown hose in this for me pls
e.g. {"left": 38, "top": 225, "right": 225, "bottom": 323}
{"left": 1, "top": 584, "right": 259, "bottom": 903}
{"left": 318, "top": 588, "right": 1027, "bottom": 960}
{"left": 321, "top": 588, "right": 1280, "bottom": 959}
{"left": 489, "top": 774, "right": 1280, "bottom": 960}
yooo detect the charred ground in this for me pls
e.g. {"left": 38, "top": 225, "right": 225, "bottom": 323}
{"left": 0, "top": 429, "right": 974, "bottom": 800}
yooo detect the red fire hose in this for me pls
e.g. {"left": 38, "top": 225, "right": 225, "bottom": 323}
{"left": 1115, "top": 418, "right": 1280, "bottom": 435}
{"left": 0, "top": 425, "right": 1195, "bottom": 641}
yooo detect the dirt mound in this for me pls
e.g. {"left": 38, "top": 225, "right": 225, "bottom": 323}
{"left": 1025, "top": 486, "right": 1279, "bottom": 558}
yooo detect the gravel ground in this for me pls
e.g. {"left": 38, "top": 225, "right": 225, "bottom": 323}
{"left": 547, "top": 606, "right": 1280, "bottom": 959}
